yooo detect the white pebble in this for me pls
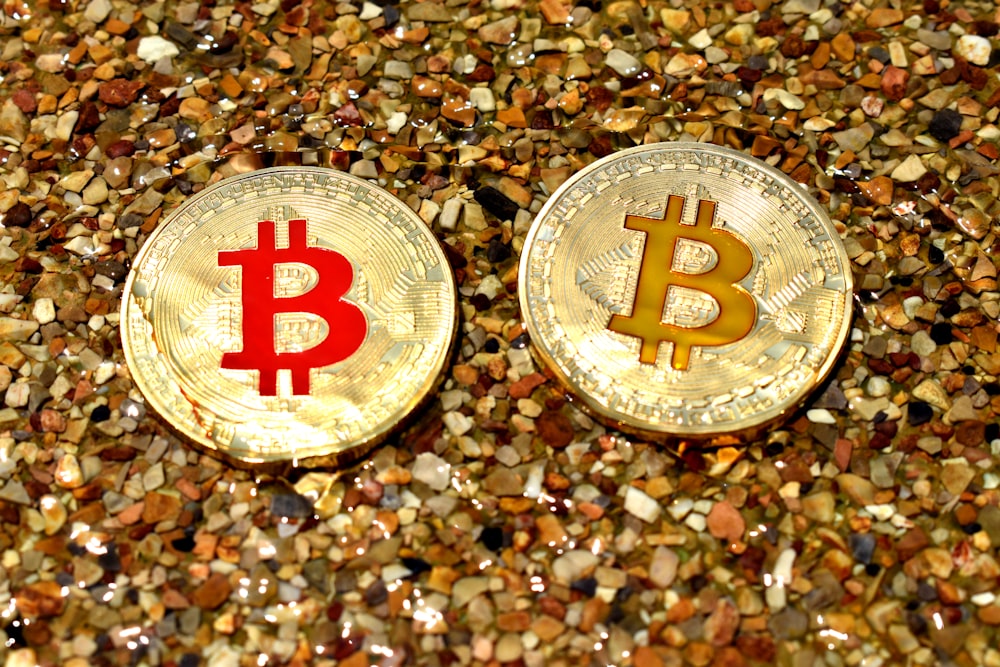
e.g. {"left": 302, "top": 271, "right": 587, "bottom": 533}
{"left": 806, "top": 408, "right": 836, "bottom": 424}
{"left": 3, "top": 381, "right": 30, "bottom": 408}
{"left": 688, "top": 29, "right": 712, "bottom": 50}
{"left": 605, "top": 48, "right": 642, "bottom": 77}
{"left": 955, "top": 34, "right": 992, "bottom": 66}
{"left": 767, "top": 548, "right": 796, "bottom": 611}
{"left": 411, "top": 452, "right": 452, "bottom": 491}
{"left": 137, "top": 36, "right": 180, "bottom": 63}
{"left": 684, "top": 512, "right": 706, "bottom": 532}
{"left": 552, "top": 549, "right": 599, "bottom": 584}
{"left": 442, "top": 410, "right": 472, "bottom": 436}
{"left": 32, "top": 298, "right": 55, "bottom": 325}
{"left": 386, "top": 111, "right": 408, "bottom": 134}
{"left": 623, "top": 485, "right": 661, "bottom": 523}
{"left": 867, "top": 376, "right": 891, "bottom": 398}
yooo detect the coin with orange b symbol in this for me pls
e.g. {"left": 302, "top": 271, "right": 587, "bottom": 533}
{"left": 121, "top": 167, "right": 457, "bottom": 466}
{"left": 518, "top": 143, "right": 853, "bottom": 439}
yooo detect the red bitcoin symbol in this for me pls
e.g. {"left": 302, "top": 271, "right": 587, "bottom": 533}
{"left": 218, "top": 219, "right": 367, "bottom": 396}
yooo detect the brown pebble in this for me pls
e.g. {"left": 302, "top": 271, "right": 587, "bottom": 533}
{"left": 706, "top": 500, "right": 746, "bottom": 543}
{"left": 191, "top": 572, "right": 232, "bottom": 610}
{"left": 142, "top": 492, "right": 182, "bottom": 524}
{"left": 15, "top": 581, "right": 66, "bottom": 618}
{"left": 98, "top": 79, "right": 145, "bottom": 107}
{"left": 880, "top": 66, "right": 909, "bottom": 101}
{"left": 954, "top": 504, "right": 978, "bottom": 526}
{"left": 534, "top": 411, "right": 574, "bottom": 448}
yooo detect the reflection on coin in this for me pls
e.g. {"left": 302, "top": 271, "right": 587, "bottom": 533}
{"left": 518, "top": 143, "right": 853, "bottom": 439}
{"left": 121, "top": 167, "right": 457, "bottom": 466}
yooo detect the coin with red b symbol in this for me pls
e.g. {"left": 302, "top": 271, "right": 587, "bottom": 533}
{"left": 121, "top": 167, "right": 457, "bottom": 466}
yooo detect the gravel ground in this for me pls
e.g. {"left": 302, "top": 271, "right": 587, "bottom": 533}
{"left": 3, "top": 0, "right": 1000, "bottom": 666}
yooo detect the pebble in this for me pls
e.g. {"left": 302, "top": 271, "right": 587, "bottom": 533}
{"left": 137, "top": 36, "right": 180, "bottom": 62}
{"left": 891, "top": 154, "right": 928, "bottom": 182}
{"left": 5, "top": 1, "right": 1000, "bottom": 665}
{"left": 552, "top": 549, "right": 599, "bottom": 584}
{"left": 84, "top": 0, "right": 113, "bottom": 23}
{"left": 706, "top": 501, "right": 745, "bottom": 543}
{"left": 955, "top": 34, "right": 992, "bottom": 66}
{"left": 623, "top": 485, "right": 661, "bottom": 523}
{"left": 411, "top": 452, "right": 452, "bottom": 491}
{"left": 606, "top": 48, "right": 643, "bottom": 77}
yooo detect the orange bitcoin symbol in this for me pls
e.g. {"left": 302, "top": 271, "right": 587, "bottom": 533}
{"left": 608, "top": 195, "right": 756, "bottom": 370}
{"left": 219, "top": 219, "right": 367, "bottom": 395}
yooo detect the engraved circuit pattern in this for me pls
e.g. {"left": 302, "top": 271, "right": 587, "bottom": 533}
{"left": 121, "top": 168, "right": 457, "bottom": 463}
{"left": 518, "top": 143, "right": 854, "bottom": 435}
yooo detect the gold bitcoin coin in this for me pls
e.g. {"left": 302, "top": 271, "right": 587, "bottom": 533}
{"left": 518, "top": 143, "right": 853, "bottom": 438}
{"left": 121, "top": 167, "right": 457, "bottom": 466}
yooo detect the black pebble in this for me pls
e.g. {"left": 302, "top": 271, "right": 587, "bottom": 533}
{"left": 480, "top": 526, "right": 503, "bottom": 551}
{"left": 474, "top": 186, "right": 519, "bottom": 222}
{"left": 486, "top": 237, "right": 511, "bottom": 263}
{"left": 95, "top": 260, "right": 127, "bottom": 282}
{"left": 172, "top": 535, "right": 196, "bottom": 552}
{"left": 908, "top": 401, "right": 933, "bottom": 425}
{"left": 928, "top": 245, "right": 944, "bottom": 264}
{"left": 929, "top": 322, "right": 953, "bottom": 344}
{"left": 118, "top": 213, "right": 144, "bottom": 229}
{"left": 90, "top": 405, "right": 111, "bottom": 422}
{"left": 570, "top": 576, "right": 597, "bottom": 597}
{"left": 484, "top": 338, "right": 500, "bottom": 353}
{"left": 867, "top": 46, "right": 891, "bottom": 64}
{"left": 270, "top": 493, "right": 314, "bottom": 519}
{"left": 928, "top": 108, "right": 963, "bottom": 142}
{"left": 401, "top": 556, "right": 431, "bottom": 576}
{"left": 848, "top": 533, "right": 876, "bottom": 564}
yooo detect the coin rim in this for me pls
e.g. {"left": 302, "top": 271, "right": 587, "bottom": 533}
{"left": 121, "top": 166, "right": 459, "bottom": 466}
{"left": 517, "top": 142, "right": 855, "bottom": 437}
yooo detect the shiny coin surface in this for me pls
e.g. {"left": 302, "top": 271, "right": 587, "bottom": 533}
{"left": 122, "top": 167, "right": 457, "bottom": 465}
{"left": 519, "top": 143, "right": 853, "bottom": 438}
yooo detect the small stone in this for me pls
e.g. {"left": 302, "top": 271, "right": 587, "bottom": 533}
{"left": 0, "top": 481, "right": 30, "bottom": 505}
{"left": 137, "top": 35, "right": 180, "bottom": 63}
{"left": 912, "top": 379, "right": 950, "bottom": 410}
{"left": 706, "top": 500, "right": 745, "bottom": 542}
{"left": 955, "top": 34, "right": 992, "bottom": 66}
{"left": 142, "top": 491, "right": 182, "bottom": 523}
{"left": 858, "top": 176, "right": 893, "bottom": 205}
{"left": 411, "top": 453, "right": 452, "bottom": 491}
{"left": 15, "top": 581, "right": 65, "bottom": 617}
{"left": 54, "top": 454, "right": 84, "bottom": 489}
{"left": 831, "top": 124, "right": 874, "bottom": 152}
{"left": 1, "top": 317, "right": 41, "bottom": 341}
{"left": 704, "top": 599, "right": 740, "bottom": 646}
{"left": 801, "top": 491, "right": 835, "bottom": 523}
{"left": 836, "top": 473, "right": 876, "bottom": 505}
{"left": 270, "top": 493, "right": 313, "bottom": 519}
{"left": 535, "top": 411, "right": 574, "bottom": 448}
{"left": 606, "top": 48, "right": 643, "bottom": 77}
{"left": 39, "top": 495, "right": 67, "bottom": 535}
{"left": 648, "top": 546, "right": 679, "bottom": 588}
{"left": 478, "top": 16, "right": 519, "bottom": 45}
{"left": 928, "top": 108, "right": 963, "bottom": 142}
{"left": 84, "top": 0, "right": 112, "bottom": 23}
{"left": 866, "top": 7, "right": 903, "bottom": 27}
{"left": 624, "top": 486, "right": 661, "bottom": 523}
{"left": 494, "top": 633, "right": 522, "bottom": 662}
{"left": 483, "top": 468, "right": 523, "bottom": 496}
{"left": 0, "top": 99, "right": 29, "bottom": 144}
{"left": 552, "top": 549, "right": 599, "bottom": 584}
{"left": 890, "top": 155, "right": 927, "bottom": 183}
{"left": 192, "top": 572, "right": 232, "bottom": 609}
{"left": 941, "top": 460, "right": 976, "bottom": 495}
